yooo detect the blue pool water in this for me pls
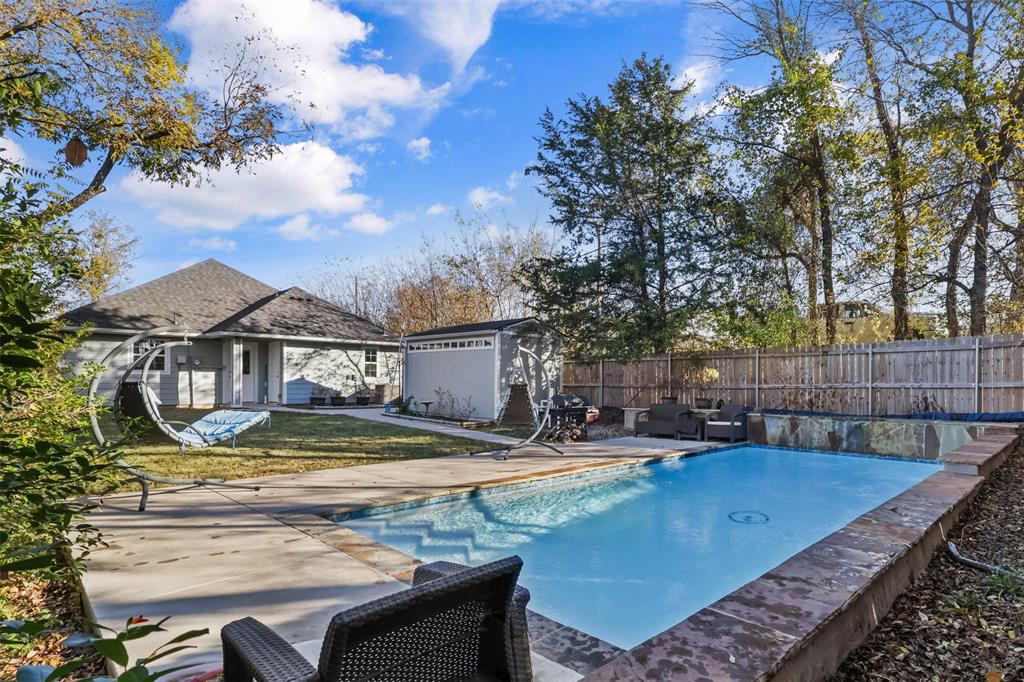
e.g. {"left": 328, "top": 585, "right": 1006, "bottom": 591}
{"left": 340, "top": 446, "right": 939, "bottom": 648}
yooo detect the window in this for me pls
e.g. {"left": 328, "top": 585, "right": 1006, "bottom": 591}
{"left": 242, "top": 349, "right": 251, "bottom": 375}
{"left": 364, "top": 348, "right": 377, "bottom": 378}
{"left": 132, "top": 340, "right": 165, "bottom": 372}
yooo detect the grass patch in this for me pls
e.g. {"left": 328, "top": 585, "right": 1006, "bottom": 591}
{"left": 105, "top": 408, "right": 495, "bottom": 492}
{"left": 475, "top": 423, "right": 537, "bottom": 440}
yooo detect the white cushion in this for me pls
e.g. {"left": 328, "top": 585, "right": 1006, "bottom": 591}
{"left": 706, "top": 421, "right": 732, "bottom": 426}
{"left": 143, "top": 383, "right": 162, "bottom": 405}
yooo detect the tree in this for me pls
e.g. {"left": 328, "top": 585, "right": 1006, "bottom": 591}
{"left": 872, "top": 1, "right": 1024, "bottom": 335}
{"left": 72, "top": 211, "right": 137, "bottom": 303}
{"left": 714, "top": 0, "right": 856, "bottom": 344}
{"left": 843, "top": 0, "right": 917, "bottom": 339}
{"left": 307, "top": 215, "right": 552, "bottom": 336}
{"left": 524, "top": 55, "right": 731, "bottom": 360}
{"left": 0, "top": 103, "right": 120, "bottom": 579}
{"left": 0, "top": 0, "right": 284, "bottom": 221}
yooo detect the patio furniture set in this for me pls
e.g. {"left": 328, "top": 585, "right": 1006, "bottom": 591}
{"left": 635, "top": 399, "right": 750, "bottom": 442}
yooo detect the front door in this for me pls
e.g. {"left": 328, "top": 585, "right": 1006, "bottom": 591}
{"left": 267, "top": 341, "right": 282, "bottom": 403}
{"left": 241, "top": 342, "right": 258, "bottom": 403}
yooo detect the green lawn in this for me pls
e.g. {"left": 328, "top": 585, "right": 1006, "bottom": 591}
{"left": 106, "top": 408, "right": 495, "bottom": 492}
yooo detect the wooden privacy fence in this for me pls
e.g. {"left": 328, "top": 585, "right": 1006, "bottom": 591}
{"left": 562, "top": 333, "right": 1024, "bottom": 416}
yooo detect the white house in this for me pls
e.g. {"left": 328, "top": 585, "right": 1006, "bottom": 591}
{"left": 62, "top": 259, "right": 400, "bottom": 406}
{"left": 402, "top": 318, "right": 563, "bottom": 421}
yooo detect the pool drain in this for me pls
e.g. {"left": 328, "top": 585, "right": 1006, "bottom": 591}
{"left": 728, "top": 510, "right": 769, "bottom": 525}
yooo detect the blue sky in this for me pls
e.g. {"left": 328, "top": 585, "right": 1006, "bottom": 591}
{"left": 7, "top": 0, "right": 753, "bottom": 292}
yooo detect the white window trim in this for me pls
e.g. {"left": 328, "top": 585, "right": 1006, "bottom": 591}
{"left": 407, "top": 337, "right": 494, "bottom": 352}
{"left": 129, "top": 340, "right": 171, "bottom": 376}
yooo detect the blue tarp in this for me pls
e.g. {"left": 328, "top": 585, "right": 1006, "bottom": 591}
{"left": 760, "top": 408, "right": 1024, "bottom": 423}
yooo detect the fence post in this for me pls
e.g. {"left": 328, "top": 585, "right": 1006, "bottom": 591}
{"left": 867, "top": 343, "right": 874, "bottom": 416}
{"left": 667, "top": 353, "right": 673, "bottom": 399}
{"left": 598, "top": 359, "right": 604, "bottom": 408}
{"left": 974, "top": 336, "right": 981, "bottom": 412}
{"left": 754, "top": 349, "right": 761, "bottom": 407}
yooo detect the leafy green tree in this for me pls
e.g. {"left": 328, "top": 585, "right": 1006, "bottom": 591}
{"left": 524, "top": 55, "right": 732, "bottom": 360}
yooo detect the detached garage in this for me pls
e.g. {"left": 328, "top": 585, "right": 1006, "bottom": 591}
{"left": 402, "top": 318, "right": 563, "bottom": 422}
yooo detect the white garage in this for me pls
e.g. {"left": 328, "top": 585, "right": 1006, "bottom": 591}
{"left": 402, "top": 318, "right": 563, "bottom": 422}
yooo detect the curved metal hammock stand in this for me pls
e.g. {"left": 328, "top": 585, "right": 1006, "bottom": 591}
{"left": 496, "top": 345, "right": 563, "bottom": 461}
{"left": 88, "top": 326, "right": 266, "bottom": 511}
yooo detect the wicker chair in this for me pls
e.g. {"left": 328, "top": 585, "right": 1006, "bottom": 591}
{"left": 636, "top": 404, "right": 696, "bottom": 439}
{"left": 704, "top": 405, "right": 749, "bottom": 443}
{"left": 221, "top": 556, "right": 531, "bottom": 682}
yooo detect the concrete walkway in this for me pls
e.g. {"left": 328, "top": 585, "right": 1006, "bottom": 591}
{"left": 82, "top": 441, "right": 684, "bottom": 680}
{"left": 598, "top": 435, "right": 719, "bottom": 451}
{"left": 268, "top": 405, "right": 523, "bottom": 445}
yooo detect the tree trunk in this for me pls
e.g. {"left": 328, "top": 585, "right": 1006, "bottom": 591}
{"left": 852, "top": 3, "right": 910, "bottom": 339}
{"left": 969, "top": 195, "right": 990, "bottom": 335}
{"left": 810, "top": 131, "right": 836, "bottom": 343}
{"left": 1011, "top": 182, "right": 1024, "bottom": 308}
{"left": 945, "top": 212, "right": 973, "bottom": 337}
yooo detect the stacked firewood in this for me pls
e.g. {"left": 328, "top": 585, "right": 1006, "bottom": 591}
{"left": 546, "top": 422, "right": 587, "bottom": 443}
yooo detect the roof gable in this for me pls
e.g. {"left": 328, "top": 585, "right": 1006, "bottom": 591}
{"left": 63, "top": 259, "right": 275, "bottom": 333}
{"left": 62, "top": 260, "right": 392, "bottom": 342}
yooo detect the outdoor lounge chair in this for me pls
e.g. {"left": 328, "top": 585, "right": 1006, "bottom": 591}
{"left": 636, "top": 403, "right": 698, "bottom": 439}
{"left": 221, "top": 556, "right": 532, "bottom": 682}
{"left": 704, "top": 404, "right": 749, "bottom": 443}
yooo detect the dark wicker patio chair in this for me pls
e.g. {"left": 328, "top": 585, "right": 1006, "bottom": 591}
{"left": 704, "top": 405, "right": 750, "bottom": 443}
{"left": 636, "top": 404, "right": 696, "bottom": 439}
{"left": 221, "top": 556, "right": 531, "bottom": 682}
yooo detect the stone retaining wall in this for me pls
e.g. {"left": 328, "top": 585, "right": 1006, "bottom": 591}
{"left": 748, "top": 412, "right": 1018, "bottom": 459}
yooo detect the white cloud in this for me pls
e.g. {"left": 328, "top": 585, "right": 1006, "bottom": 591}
{"left": 277, "top": 214, "right": 338, "bottom": 241}
{"left": 506, "top": 171, "right": 522, "bottom": 189}
{"left": 467, "top": 186, "right": 511, "bottom": 209}
{"left": 406, "top": 136, "right": 432, "bottom": 161}
{"left": 675, "top": 59, "right": 721, "bottom": 97}
{"left": 122, "top": 141, "right": 366, "bottom": 230}
{"left": 391, "top": 1, "right": 499, "bottom": 72}
{"left": 425, "top": 202, "right": 450, "bottom": 216}
{"left": 0, "top": 135, "right": 26, "bottom": 166}
{"left": 169, "top": 0, "right": 450, "bottom": 138}
{"left": 189, "top": 235, "right": 238, "bottom": 252}
{"left": 356, "top": 142, "right": 383, "bottom": 155}
{"left": 344, "top": 211, "right": 393, "bottom": 235}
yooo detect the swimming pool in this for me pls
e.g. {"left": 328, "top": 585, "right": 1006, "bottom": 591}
{"left": 338, "top": 446, "right": 940, "bottom": 649}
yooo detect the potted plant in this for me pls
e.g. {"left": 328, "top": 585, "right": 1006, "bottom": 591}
{"left": 310, "top": 386, "right": 328, "bottom": 407}
{"left": 330, "top": 391, "right": 347, "bottom": 407}
{"left": 355, "top": 385, "right": 372, "bottom": 406}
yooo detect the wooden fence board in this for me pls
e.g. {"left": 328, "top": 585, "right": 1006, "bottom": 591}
{"left": 563, "top": 333, "right": 1024, "bottom": 414}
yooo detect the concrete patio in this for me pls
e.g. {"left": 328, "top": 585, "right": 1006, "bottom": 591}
{"left": 82, "top": 440, "right": 691, "bottom": 680}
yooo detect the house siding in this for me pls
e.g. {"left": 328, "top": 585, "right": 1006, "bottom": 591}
{"left": 65, "top": 332, "right": 225, "bottom": 406}
{"left": 282, "top": 341, "right": 400, "bottom": 405}
{"left": 403, "top": 335, "right": 498, "bottom": 419}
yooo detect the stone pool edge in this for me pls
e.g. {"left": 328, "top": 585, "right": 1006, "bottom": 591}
{"left": 582, "top": 431, "right": 1020, "bottom": 681}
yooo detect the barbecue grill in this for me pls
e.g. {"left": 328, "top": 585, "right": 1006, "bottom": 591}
{"left": 546, "top": 393, "right": 600, "bottom": 427}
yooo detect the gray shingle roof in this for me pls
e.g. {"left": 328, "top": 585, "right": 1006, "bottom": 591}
{"left": 62, "top": 259, "right": 392, "bottom": 342}
{"left": 208, "top": 287, "right": 393, "bottom": 342}
{"left": 405, "top": 317, "right": 535, "bottom": 338}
